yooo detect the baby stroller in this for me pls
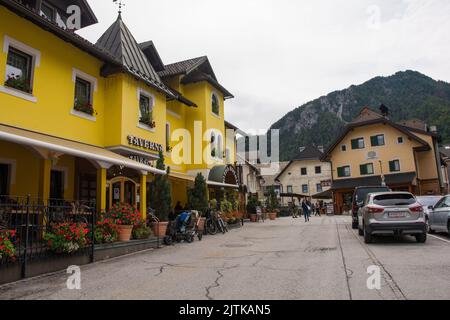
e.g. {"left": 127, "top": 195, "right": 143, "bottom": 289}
{"left": 164, "top": 211, "right": 200, "bottom": 245}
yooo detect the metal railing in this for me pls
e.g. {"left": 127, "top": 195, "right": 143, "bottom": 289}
{"left": 0, "top": 195, "right": 95, "bottom": 278}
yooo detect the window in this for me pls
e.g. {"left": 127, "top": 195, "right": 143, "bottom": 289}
{"left": 136, "top": 89, "right": 155, "bottom": 129}
{"left": 315, "top": 166, "right": 322, "bottom": 174}
{"left": 397, "top": 137, "right": 404, "bottom": 144}
{"left": 287, "top": 186, "right": 293, "bottom": 193}
{"left": 211, "top": 132, "right": 217, "bottom": 157}
{"left": 341, "top": 145, "right": 347, "bottom": 152}
{"left": 212, "top": 93, "right": 220, "bottom": 116}
{"left": 316, "top": 183, "right": 323, "bottom": 193}
{"left": 351, "top": 138, "right": 365, "bottom": 150}
{"left": 74, "top": 77, "right": 94, "bottom": 115}
{"left": 360, "top": 163, "right": 374, "bottom": 175}
{"left": 370, "top": 135, "right": 385, "bottom": 147}
{"left": 301, "top": 167, "right": 307, "bottom": 176}
{"left": 166, "top": 123, "right": 171, "bottom": 152}
{"left": 373, "top": 193, "right": 415, "bottom": 206}
{"left": 389, "top": 160, "right": 401, "bottom": 172}
{"left": 5, "top": 47, "right": 33, "bottom": 94}
{"left": 302, "top": 184, "right": 309, "bottom": 194}
{"left": 435, "top": 196, "right": 450, "bottom": 209}
{"left": 0, "top": 164, "right": 9, "bottom": 196}
{"left": 337, "top": 166, "right": 351, "bottom": 178}
{"left": 41, "top": 2, "right": 55, "bottom": 21}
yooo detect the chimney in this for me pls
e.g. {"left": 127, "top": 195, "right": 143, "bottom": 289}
{"left": 429, "top": 126, "right": 438, "bottom": 133}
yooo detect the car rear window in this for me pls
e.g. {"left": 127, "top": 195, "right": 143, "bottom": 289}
{"left": 373, "top": 194, "right": 416, "bottom": 206}
{"left": 356, "top": 187, "right": 390, "bottom": 202}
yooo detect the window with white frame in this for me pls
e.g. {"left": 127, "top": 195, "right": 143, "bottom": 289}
{"left": 2, "top": 36, "right": 40, "bottom": 101}
{"left": 138, "top": 89, "right": 155, "bottom": 129}
{"left": 72, "top": 69, "right": 97, "bottom": 118}
{"left": 212, "top": 93, "right": 220, "bottom": 116}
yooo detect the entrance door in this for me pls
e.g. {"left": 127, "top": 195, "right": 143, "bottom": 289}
{"left": 50, "top": 170, "right": 64, "bottom": 200}
{"left": 108, "top": 177, "right": 139, "bottom": 208}
{"left": 0, "top": 164, "right": 9, "bottom": 196}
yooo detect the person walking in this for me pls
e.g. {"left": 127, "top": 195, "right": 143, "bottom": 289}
{"left": 291, "top": 202, "right": 299, "bottom": 219}
{"left": 302, "top": 200, "right": 310, "bottom": 222}
{"left": 315, "top": 202, "right": 321, "bottom": 217}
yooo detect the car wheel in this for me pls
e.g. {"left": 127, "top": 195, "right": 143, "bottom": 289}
{"left": 416, "top": 233, "right": 427, "bottom": 244}
{"left": 352, "top": 220, "right": 359, "bottom": 230}
{"left": 364, "top": 223, "right": 373, "bottom": 244}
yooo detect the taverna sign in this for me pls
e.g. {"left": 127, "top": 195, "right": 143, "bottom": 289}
{"left": 127, "top": 135, "right": 163, "bottom": 153}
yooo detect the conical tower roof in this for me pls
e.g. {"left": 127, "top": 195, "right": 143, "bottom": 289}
{"left": 96, "top": 15, "right": 162, "bottom": 85}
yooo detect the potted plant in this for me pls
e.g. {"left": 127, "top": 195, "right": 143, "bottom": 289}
{"left": 267, "top": 187, "right": 280, "bottom": 220}
{"left": 0, "top": 230, "right": 17, "bottom": 263}
{"left": 94, "top": 216, "right": 120, "bottom": 244}
{"left": 152, "top": 151, "right": 171, "bottom": 237}
{"left": 44, "top": 223, "right": 90, "bottom": 254}
{"left": 246, "top": 195, "right": 259, "bottom": 222}
{"left": 106, "top": 203, "right": 140, "bottom": 242}
{"left": 188, "top": 173, "right": 209, "bottom": 215}
{"left": 220, "top": 199, "right": 233, "bottom": 222}
{"left": 74, "top": 98, "right": 96, "bottom": 116}
{"left": 140, "top": 110, "right": 156, "bottom": 128}
{"left": 4, "top": 74, "right": 31, "bottom": 93}
{"left": 132, "top": 218, "right": 152, "bottom": 240}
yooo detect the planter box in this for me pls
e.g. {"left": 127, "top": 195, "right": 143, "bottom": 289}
{"left": 94, "top": 238, "right": 159, "bottom": 262}
{"left": 0, "top": 263, "right": 22, "bottom": 285}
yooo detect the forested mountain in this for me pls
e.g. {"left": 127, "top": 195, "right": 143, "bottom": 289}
{"left": 270, "top": 71, "right": 450, "bottom": 161}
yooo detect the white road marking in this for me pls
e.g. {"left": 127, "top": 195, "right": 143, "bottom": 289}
{"left": 429, "top": 234, "right": 450, "bottom": 244}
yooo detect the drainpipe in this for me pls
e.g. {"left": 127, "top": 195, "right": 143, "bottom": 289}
{"left": 432, "top": 136, "right": 445, "bottom": 194}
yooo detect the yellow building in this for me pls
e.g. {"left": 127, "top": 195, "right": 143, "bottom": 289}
{"left": 274, "top": 145, "right": 332, "bottom": 206}
{"left": 322, "top": 107, "right": 445, "bottom": 214}
{"left": 0, "top": 0, "right": 237, "bottom": 218}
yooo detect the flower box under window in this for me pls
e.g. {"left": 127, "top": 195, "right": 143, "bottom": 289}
{"left": 139, "top": 111, "right": 156, "bottom": 128}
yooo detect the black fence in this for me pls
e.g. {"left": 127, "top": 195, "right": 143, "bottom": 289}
{"left": 0, "top": 195, "right": 95, "bottom": 281}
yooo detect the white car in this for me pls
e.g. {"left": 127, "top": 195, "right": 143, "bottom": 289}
{"left": 427, "top": 195, "right": 450, "bottom": 235}
{"left": 417, "top": 196, "right": 443, "bottom": 232}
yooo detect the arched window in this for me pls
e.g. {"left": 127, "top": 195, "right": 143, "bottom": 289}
{"left": 211, "top": 132, "right": 216, "bottom": 157}
{"left": 212, "top": 93, "right": 220, "bottom": 116}
{"left": 166, "top": 122, "right": 170, "bottom": 152}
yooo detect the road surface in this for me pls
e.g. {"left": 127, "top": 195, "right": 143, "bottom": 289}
{"left": 1, "top": 216, "right": 450, "bottom": 300}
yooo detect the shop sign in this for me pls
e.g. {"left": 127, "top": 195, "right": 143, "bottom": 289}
{"left": 127, "top": 135, "right": 163, "bottom": 153}
{"left": 129, "top": 155, "right": 152, "bottom": 166}
{"left": 321, "top": 180, "right": 332, "bottom": 188}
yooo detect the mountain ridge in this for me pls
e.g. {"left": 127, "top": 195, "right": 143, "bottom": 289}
{"left": 269, "top": 70, "right": 450, "bottom": 161}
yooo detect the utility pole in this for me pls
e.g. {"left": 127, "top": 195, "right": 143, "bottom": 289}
{"left": 379, "top": 160, "right": 386, "bottom": 186}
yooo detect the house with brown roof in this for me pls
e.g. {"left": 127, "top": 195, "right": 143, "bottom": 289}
{"left": 321, "top": 107, "right": 446, "bottom": 214}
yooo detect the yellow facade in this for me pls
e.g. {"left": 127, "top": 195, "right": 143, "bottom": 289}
{"left": 330, "top": 124, "right": 425, "bottom": 180}
{"left": 0, "top": 3, "right": 236, "bottom": 216}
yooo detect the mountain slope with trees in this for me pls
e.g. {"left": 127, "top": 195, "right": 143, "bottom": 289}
{"left": 270, "top": 70, "right": 450, "bottom": 161}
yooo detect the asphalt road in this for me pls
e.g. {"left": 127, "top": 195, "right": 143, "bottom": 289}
{"left": 1, "top": 216, "right": 450, "bottom": 300}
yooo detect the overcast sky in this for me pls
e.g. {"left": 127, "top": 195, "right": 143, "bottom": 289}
{"left": 79, "top": 0, "right": 450, "bottom": 132}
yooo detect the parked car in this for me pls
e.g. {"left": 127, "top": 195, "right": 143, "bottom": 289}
{"left": 351, "top": 186, "right": 391, "bottom": 229}
{"left": 416, "top": 196, "right": 442, "bottom": 232}
{"left": 427, "top": 195, "right": 450, "bottom": 235}
{"left": 358, "top": 192, "right": 427, "bottom": 244}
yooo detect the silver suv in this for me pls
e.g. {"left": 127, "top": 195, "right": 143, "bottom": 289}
{"left": 358, "top": 192, "right": 427, "bottom": 244}
{"left": 427, "top": 195, "right": 450, "bottom": 235}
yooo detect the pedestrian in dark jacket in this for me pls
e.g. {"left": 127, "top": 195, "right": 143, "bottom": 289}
{"left": 301, "top": 200, "right": 310, "bottom": 222}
